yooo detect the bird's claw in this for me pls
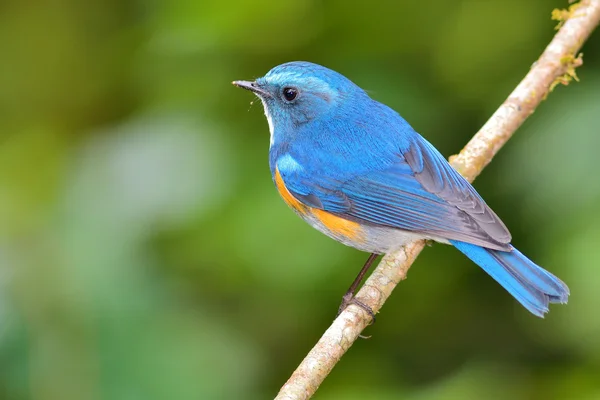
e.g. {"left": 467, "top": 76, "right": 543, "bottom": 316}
{"left": 337, "top": 292, "right": 376, "bottom": 324}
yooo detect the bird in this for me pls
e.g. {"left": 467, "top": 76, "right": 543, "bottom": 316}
{"left": 233, "top": 61, "right": 569, "bottom": 318}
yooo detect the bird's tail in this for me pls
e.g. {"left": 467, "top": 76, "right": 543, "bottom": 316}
{"left": 450, "top": 240, "right": 569, "bottom": 317}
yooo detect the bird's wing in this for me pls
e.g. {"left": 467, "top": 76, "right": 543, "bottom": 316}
{"left": 283, "top": 135, "right": 512, "bottom": 251}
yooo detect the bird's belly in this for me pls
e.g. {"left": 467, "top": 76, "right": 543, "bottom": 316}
{"left": 286, "top": 197, "right": 444, "bottom": 253}
{"left": 300, "top": 212, "right": 425, "bottom": 253}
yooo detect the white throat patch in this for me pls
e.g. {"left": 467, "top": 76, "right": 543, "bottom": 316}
{"left": 259, "top": 98, "right": 275, "bottom": 147}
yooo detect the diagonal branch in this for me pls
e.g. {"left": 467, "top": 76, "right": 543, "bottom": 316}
{"left": 275, "top": 1, "right": 600, "bottom": 399}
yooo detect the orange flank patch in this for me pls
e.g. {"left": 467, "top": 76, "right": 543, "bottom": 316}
{"left": 274, "top": 168, "right": 307, "bottom": 212}
{"left": 274, "top": 168, "right": 363, "bottom": 242}
{"left": 312, "top": 208, "right": 363, "bottom": 242}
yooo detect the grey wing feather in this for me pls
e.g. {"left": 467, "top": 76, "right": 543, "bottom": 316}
{"left": 404, "top": 136, "right": 512, "bottom": 248}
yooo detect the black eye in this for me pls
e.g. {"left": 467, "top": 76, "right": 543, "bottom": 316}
{"left": 282, "top": 87, "right": 298, "bottom": 102}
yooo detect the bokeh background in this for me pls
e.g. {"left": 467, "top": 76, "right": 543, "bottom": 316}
{"left": 1, "top": 0, "right": 599, "bottom": 399}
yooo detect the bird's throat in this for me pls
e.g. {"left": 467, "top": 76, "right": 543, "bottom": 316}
{"left": 259, "top": 98, "right": 275, "bottom": 147}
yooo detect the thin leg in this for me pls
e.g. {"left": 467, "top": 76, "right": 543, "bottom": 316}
{"left": 337, "top": 253, "right": 380, "bottom": 321}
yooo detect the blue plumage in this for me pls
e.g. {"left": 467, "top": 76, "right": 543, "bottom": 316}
{"left": 234, "top": 61, "right": 569, "bottom": 317}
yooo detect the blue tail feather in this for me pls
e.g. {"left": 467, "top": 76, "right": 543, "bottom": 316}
{"left": 451, "top": 240, "right": 569, "bottom": 317}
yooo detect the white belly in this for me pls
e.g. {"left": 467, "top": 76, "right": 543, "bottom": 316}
{"left": 301, "top": 211, "right": 447, "bottom": 254}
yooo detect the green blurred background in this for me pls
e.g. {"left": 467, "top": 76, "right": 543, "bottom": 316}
{"left": 1, "top": 0, "right": 599, "bottom": 399}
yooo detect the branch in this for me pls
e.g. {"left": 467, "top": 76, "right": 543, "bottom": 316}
{"left": 275, "top": 1, "right": 600, "bottom": 399}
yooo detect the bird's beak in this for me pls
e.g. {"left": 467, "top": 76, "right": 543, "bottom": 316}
{"left": 232, "top": 80, "right": 272, "bottom": 98}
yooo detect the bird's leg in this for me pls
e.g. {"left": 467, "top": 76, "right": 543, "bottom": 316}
{"left": 337, "top": 253, "right": 380, "bottom": 323}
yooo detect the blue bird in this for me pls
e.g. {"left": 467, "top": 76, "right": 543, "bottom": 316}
{"left": 233, "top": 61, "right": 569, "bottom": 317}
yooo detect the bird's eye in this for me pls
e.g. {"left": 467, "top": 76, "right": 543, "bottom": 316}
{"left": 282, "top": 87, "right": 298, "bottom": 102}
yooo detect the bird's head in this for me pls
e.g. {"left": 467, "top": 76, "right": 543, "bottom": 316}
{"left": 233, "top": 62, "right": 366, "bottom": 143}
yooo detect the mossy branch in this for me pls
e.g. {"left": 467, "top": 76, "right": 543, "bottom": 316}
{"left": 276, "top": 1, "right": 600, "bottom": 399}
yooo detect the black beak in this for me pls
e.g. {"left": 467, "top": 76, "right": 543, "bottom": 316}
{"left": 232, "top": 80, "right": 272, "bottom": 98}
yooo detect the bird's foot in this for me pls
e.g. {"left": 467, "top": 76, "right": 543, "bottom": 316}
{"left": 337, "top": 293, "right": 376, "bottom": 339}
{"left": 337, "top": 292, "right": 376, "bottom": 323}
{"left": 335, "top": 253, "right": 379, "bottom": 338}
